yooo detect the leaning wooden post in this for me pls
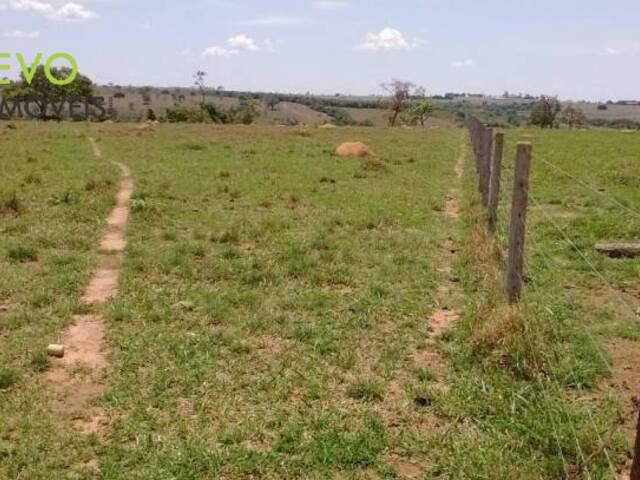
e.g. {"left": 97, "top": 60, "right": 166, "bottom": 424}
{"left": 487, "top": 132, "right": 504, "bottom": 232}
{"left": 505, "top": 142, "right": 532, "bottom": 304}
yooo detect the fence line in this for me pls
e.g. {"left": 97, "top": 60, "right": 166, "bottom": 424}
{"left": 519, "top": 213, "right": 619, "bottom": 477}
{"left": 465, "top": 115, "right": 638, "bottom": 477}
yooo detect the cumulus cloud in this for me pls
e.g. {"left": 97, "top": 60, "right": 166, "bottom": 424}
{"left": 51, "top": 2, "right": 95, "bottom": 21}
{"left": 203, "top": 34, "right": 273, "bottom": 57}
{"left": 227, "top": 34, "right": 260, "bottom": 51}
{"left": 6, "top": 0, "right": 96, "bottom": 21}
{"left": 10, "top": 0, "right": 53, "bottom": 13}
{"left": 312, "top": 0, "right": 350, "bottom": 9}
{"left": 3, "top": 29, "right": 40, "bottom": 38}
{"left": 357, "top": 27, "right": 416, "bottom": 52}
{"left": 451, "top": 59, "right": 474, "bottom": 68}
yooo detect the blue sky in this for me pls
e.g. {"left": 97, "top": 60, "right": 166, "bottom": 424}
{"left": 1, "top": 0, "right": 638, "bottom": 100}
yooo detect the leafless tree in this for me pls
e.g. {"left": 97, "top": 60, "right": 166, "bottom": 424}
{"left": 382, "top": 80, "right": 422, "bottom": 127}
{"left": 193, "top": 70, "right": 207, "bottom": 106}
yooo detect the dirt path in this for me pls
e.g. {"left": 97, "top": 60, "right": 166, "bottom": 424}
{"left": 385, "top": 141, "right": 467, "bottom": 478}
{"left": 45, "top": 137, "right": 132, "bottom": 434}
{"left": 427, "top": 141, "right": 465, "bottom": 347}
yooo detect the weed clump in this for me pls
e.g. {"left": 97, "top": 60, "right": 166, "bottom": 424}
{"left": 0, "top": 368, "right": 18, "bottom": 389}
{"left": 347, "top": 379, "right": 386, "bottom": 402}
{"left": 1, "top": 191, "right": 22, "bottom": 215}
{"left": 30, "top": 351, "right": 50, "bottom": 372}
{"left": 6, "top": 244, "right": 38, "bottom": 263}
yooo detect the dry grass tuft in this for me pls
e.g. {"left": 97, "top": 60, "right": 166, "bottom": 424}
{"left": 462, "top": 196, "right": 547, "bottom": 376}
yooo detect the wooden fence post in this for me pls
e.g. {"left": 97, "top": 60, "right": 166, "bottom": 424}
{"left": 488, "top": 132, "right": 504, "bottom": 231}
{"left": 632, "top": 399, "right": 640, "bottom": 480}
{"left": 477, "top": 126, "right": 485, "bottom": 193}
{"left": 505, "top": 142, "right": 532, "bottom": 304}
{"left": 480, "top": 127, "right": 493, "bottom": 207}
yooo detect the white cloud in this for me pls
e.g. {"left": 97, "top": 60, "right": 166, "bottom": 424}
{"left": 227, "top": 34, "right": 259, "bottom": 51}
{"left": 3, "top": 29, "right": 40, "bottom": 38}
{"left": 203, "top": 34, "right": 273, "bottom": 58}
{"left": 203, "top": 46, "right": 233, "bottom": 58}
{"left": 312, "top": 0, "right": 350, "bottom": 9}
{"left": 238, "top": 16, "right": 306, "bottom": 26}
{"left": 6, "top": 0, "right": 96, "bottom": 21}
{"left": 51, "top": 2, "right": 96, "bottom": 21}
{"left": 357, "top": 27, "right": 416, "bottom": 52}
{"left": 10, "top": 0, "right": 53, "bottom": 13}
{"left": 451, "top": 59, "right": 474, "bottom": 68}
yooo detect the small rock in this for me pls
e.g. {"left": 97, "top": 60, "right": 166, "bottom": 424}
{"left": 47, "top": 344, "right": 65, "bottom": 358}
{"left": 172, "top": 301, "right": 195, "bottom": 311}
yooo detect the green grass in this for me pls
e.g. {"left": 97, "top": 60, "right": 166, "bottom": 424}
{"left": 426, "top": 128, "right": 640, "bottom": 478}
{"left": 1, "top": 123, "right": 463, "bottom": 478}
{"left": 2, "top": 122, "right": 639, "bottom": 478}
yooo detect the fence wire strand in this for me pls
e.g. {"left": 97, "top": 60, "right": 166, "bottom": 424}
{"left": 519, "top": 214, "right": 619, "bottom": 478}
{"left": 465, "top": 121, "right": 637, "bottom": 478}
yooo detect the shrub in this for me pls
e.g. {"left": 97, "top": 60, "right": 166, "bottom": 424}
{"left": 203, "top": 103, "right": 229, "bottom": 124}
{"left": 166, "top": 105, "right": 204, "bottom": 123}
{"left": 229, "top": 100, "right": 262, "bottom": 125}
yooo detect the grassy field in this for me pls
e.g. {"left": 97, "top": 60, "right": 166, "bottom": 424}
{"left": 1, "top": 122, "right": 639, "bottom": 478}
{"left": 439, "top": 128, "right": 640, "bottom": 478}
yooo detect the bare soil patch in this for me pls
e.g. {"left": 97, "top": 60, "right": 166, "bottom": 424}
{"left": 44, "top": 137, "right": 133, "bottom": 435}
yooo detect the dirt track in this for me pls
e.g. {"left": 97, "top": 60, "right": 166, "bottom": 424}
{"left": 45, "top": 137, "right": 132, "bottom": 434}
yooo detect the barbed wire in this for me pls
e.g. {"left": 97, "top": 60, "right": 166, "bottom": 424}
{"left": 528, "top": 192, "right": 639, "bottom": 327}
{"left": 536, "top": 155, "right": 640, "bottom": 221}
{"left": 519, "top": 214, "right": 619, "bottom": 478}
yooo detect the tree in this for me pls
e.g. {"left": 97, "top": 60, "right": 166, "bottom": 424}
{"left": 265, "top": 95, "right": 279, "bottom": 111}
{"left": 381, "top": 80, "right": 422, "bottom": 127}
{"left": 193, "top": 71, "right": 207, "bottom": 106}
{"left": 3, "top": 65, "right": 93, "bottom": 102}
{"left": 230, "top": 100, "right": 262, "bottom": 125}
{"left": 406, "top": 100, "right": 435, "bottom": 127}
{"left": 529, "top": 96, "right": 561, "bottom": 128}
{"left": 2, "top": 65, "right": 94, "bottom": 119}
{"left": 562, "top": 106, "right": 587, "bottom": 129}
